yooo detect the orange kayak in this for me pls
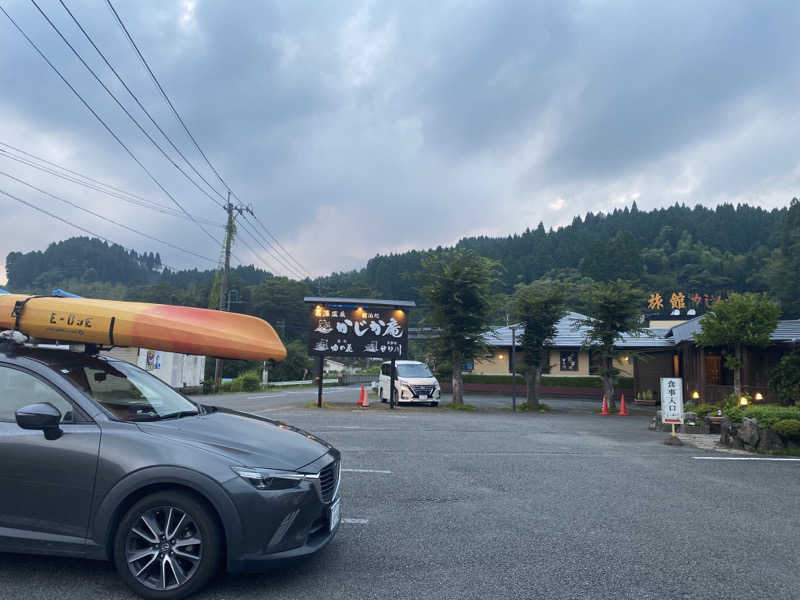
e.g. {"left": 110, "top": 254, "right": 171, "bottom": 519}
{"left": 0, "top": 293, "right": 286, "bottom": 362}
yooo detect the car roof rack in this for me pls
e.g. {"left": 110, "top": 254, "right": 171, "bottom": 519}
{"left": 0, "top": 330, "right": 107, "bottom": 355}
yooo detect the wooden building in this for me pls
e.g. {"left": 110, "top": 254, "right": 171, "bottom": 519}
{"left": 663, "top": 317, "right": 800, "bottom": 404}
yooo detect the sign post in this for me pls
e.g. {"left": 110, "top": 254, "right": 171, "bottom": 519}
{"left": 389, "top": 358, "right": 397, "bottom": 409}
{"left": 305, "top": 297, "right": 415, "bottom": 408}
{"left": 660, "top": 377, "right": 684, "bottom": 445}
{"left": 317, "top": 356, "right": 324, "bottom": 408}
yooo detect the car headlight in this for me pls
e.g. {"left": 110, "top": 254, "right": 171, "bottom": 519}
{"left": 400, "top": 385, "right": 413, "bottom": 399}
{"left": 231, "top": 466, "right": 319, "bottom": 490}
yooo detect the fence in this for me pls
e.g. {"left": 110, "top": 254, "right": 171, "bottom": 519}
{"left": 341, "top": 373, "right": 377, "bottom": 386}
{"left": 270, "top": 378, "right": 339, "bottom": 387}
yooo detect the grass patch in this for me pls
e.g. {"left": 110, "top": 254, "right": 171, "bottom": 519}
{"left": 592, "top": 407, "right": 623, "bottom": 414}
{"left": 300, "top": 402, "right": 338, "bottom": 409}
{"left": 756, "top": 448, "right": 800, "bottom": 457}
{"left": 443, "top": 402, "right": 479, "bottom": 411}
{"left": 516, "top": 402, "right": 552, "bottom": 413}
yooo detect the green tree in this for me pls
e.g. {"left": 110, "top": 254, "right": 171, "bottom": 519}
{"left": 574, "top": 280, "right": 647, "bottom": 409}
{"left": 510, "top": 281, "right": 567, "bottom": 408}
{"left": 770, "top": 351, "right": 800, "bottom": 406}
{"left": 419, "top": 249, "right": 500, "bottom": 405}
{"left": 268, "top": 340, "right": 313, "bottom": 382}
{"left": 693, "top": 292, "right": 781, "bottom": 398}
{"left": 763, "top": 198, "right": 800, "bottom": 318}
{"left": 579, "top": 231, "right": 642, "bottom": 282}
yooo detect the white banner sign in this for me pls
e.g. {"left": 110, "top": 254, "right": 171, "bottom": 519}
{"left": 661, "top": 377, "right": 684, "bottom": 424}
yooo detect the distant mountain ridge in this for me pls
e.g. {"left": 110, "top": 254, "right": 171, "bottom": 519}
{"left": 4, "top": 200, "right": 799, "bottom": 320}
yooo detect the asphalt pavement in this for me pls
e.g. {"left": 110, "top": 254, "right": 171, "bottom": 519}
{"left": 1, "top": 392, "right": 798, "bottom": 599}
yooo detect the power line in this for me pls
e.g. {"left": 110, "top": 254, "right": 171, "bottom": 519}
{"left": 0, "top": 141, "right": 162, "bottom": 206}
{"left": 0, "top": 145, "right": 222, "bottom": 227}
{"left": 235, "top": 219, "right": 287, "bottom": 276}
{"left": 29, "top": 0, "right": 225, "bottom": 211}
{"left": 0, "top": 169, "right": 217, "bottom": 264}
{"left": 0, "top": 186, "right": 183, "bottom": 272}
{"left": 239, "top": 213, "right": 304, "bottom": 278}
{"left": 105, "top": 0, "right": 312, "bottom": 279}
{"left": 250, "top": 213, "right": 311, "bottom": 278}
{"left": 232, "top": 228, "right": 289, "bottom": 276}
{"left": 0, "top": 3, "right": 221, "bottom": 247}
{"left": 57, "top": 0, "right": 228, "bottom": 205}
{"left": 105, "top": 0, "right": 231, "bottom": 196}
{"left": 237, "top": 216, "right": 305, "bottom": 279}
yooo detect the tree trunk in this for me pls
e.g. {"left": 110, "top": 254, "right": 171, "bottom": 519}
{"left": 604, "top": 352, "right": 616, "bottom": 410}
{"left": 733, "top": 343, "right": 742, "bottom": 399}
{"left": 525, "top": 368, "right": 541, "bottom": 408}
{"left": 451, "top": 351, "right": 464, "bottom": 405}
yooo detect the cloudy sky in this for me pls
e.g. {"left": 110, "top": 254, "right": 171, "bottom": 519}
{"left": 1, "top": 0, "right": 798, "bottom": 285}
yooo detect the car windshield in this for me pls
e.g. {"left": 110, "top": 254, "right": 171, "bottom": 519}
{"left": 396, "top": 363, "right": 433, "bottom": 378}
{"left": 54, "top": 356, "right": 199, "bottom": 421}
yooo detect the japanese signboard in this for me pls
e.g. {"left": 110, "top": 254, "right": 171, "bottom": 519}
{"left": 646, "top": 291, "right": 727, "bottom": 319}
{"left": 660, "top": 377, "right": 684, "bottom": 424}
{"left": 308, "top": 304, "right": 409, "bottom": 359}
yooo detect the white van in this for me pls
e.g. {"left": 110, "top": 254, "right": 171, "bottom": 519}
{"left": 379, "top": 360, "right": 441, "bottom": 406}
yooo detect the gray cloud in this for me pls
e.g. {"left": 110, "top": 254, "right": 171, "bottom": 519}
{"left": 0, "top": 0, "right": 798, "bottom": 285}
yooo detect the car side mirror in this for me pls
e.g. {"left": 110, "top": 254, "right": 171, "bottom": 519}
{"left": 16, "top": 403, "right": 63, "bottom": 440}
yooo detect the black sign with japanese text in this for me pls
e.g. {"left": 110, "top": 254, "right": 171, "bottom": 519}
{"left": 308, "top": 305, "right": 409, "bottom": 359}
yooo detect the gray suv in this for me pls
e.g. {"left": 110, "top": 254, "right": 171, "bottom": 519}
{"left": 0, "top": 343, "right": 341, "bottom": 599}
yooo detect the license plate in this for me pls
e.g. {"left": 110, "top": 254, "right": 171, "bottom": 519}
{"left": 329, "top": 498, "right": 341, "bottom": 532}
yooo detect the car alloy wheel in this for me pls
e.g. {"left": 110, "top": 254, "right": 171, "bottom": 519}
{"left": 125, "top": 506, "right": 203, "bottom": 591}
{"left": 114, "top": 491, "right": 221, "bottom": 599}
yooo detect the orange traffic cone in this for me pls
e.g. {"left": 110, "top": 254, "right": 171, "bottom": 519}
{"left": 600, "top": 394, "right": 609, "bottom": 415}
{"left": 619, "top": 393, "right": 628, "bottom": 416}
{"left": 358, "top": 384, "right": 369, "bottom": 408}
{"left": 361, "top": 386, "right": 370, "bottom": 408}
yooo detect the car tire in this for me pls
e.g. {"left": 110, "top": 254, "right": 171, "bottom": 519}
{"left": 113, "top": 490, "right": 222, "bottom": 600}
{"left": 380, "top": 388, "right": 388, "bottom": 403}
{"left": 430, "top": 401, "right": 438, "bottom": 407}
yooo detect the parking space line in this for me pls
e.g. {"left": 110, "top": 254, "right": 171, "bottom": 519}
{"left": 342, "top": 468, "right": 391, "bottom": 474}
{"left": 342, "top": 518, "right": 369, "bottom": 524}
{"left": 693, "top": 456, "right": 800, "bottom": 462}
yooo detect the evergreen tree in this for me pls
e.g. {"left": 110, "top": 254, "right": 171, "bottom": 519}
{"left": 574, "top": 280, "right": 647, "bottom": 409}
{"left": 510, "top": 281, "right": 567, "bottom": 408}
{"left": 418, "top": 249, "right": 500, "bottom": 405}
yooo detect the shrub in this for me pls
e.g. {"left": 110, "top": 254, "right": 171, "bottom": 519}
{"left": 229, "top": 378, "right": 243, "bottom": 393}
{"left": 726, "top": 405, "right": 800, "bottom": 428}
{"left": 692, "top": 404, "right": 717, "bottom": 417}
{"left": 745, "top": 405, "right": 800, "bottom": 428}
{"left": 772, "top": 419, "right": 800, "bottom": 439}
{"left": 459, "top": 374, "right": 632, "bottom": 388}
{"left": 240, "top": 374, "right": 261, "bottom": 392}
{"left": 770, "top": 351, "right": 800, "bottom": 406}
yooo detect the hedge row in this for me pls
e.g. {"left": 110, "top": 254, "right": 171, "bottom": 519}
{"left": 458, "top": 374, "right": 633, "bottom": 388}
{"left": 724, "top": 404, "right": 800, "bottom": 429}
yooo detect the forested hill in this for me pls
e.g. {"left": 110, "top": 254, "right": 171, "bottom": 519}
{"left": 4, "top": 200, "right": 800, "bottom": 335}
{"left": 354, "top": 201, "right": 796, "bottom": 310}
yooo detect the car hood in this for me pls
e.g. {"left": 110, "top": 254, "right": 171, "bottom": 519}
{"left": 135, "top": 406, "right": 334, "bottom": 471}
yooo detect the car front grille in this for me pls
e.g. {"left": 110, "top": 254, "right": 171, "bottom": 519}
{"left": 411, "top": 384, "right": 434, "bottom": 396}
{"left": 319, "top": 459, "right": 340, "bottom": 503}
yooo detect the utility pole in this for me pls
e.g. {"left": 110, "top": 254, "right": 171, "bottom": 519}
{"left": 214, "top": 191, "right": 235, "bottom": 392}
{"left": 510, "top": 324, "right": 519, "bottom": 412}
